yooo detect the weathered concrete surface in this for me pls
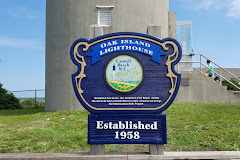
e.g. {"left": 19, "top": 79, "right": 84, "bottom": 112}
{"left": 147, "top": 25, "right": 161, "bottom": 39}
{"left": 168, "top": 12, "right": 176, "bottom": 39}
{"left": 45, "top": 0, "right": 170, "bottom": 111}
{"left": 129, "top": 151, "right": 240, "bottom": 159}
{"left": 175, "top": 71, "right": 240, "bottom": 103}
{"left": 1, "top": 151, "right": 240, "bottom": 160}
{"left": 0, "top": 153, "right": 126, "bottom": 160}
{"left": 89, "top": 25, "right": 103, "bottom": 40}
{"left": 90, "top": 144, "right": 105, "bottom": 155}
{"left": 149, "top": 144, "right": 164, "bottom": 155}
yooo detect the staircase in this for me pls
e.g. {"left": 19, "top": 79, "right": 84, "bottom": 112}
{"left": 175, "top": 71, "right": 240, "bottom": 103}
{"left": 174, "top": 54, "right": 240, "bottom": 103}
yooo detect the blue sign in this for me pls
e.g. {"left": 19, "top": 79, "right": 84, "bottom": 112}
{"left": 87, "top": 38, "right": 166, "bottom": 64}
{"left": 88, "top": 114, "right": 167, "bottom": 144}
{"left": 70, "top": 32, "right": 182, "bottom": 114}
{"left": 70, "top": 32, "right": 182, "bottom": 145}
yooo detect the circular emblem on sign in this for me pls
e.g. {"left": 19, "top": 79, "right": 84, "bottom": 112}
{"left": 105, "top": 55, "right": 143, "bottom": 93}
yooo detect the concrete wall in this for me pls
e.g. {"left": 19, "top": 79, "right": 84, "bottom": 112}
{"left": 175, "top": 71, "right": 240, "bottom": 103}
{"left": 45, "top": 0, "right": 170, "bottom": 111}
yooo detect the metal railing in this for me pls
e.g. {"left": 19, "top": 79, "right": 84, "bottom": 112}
{"left": 9, "top": 89, "right": 45, "bottom": 105}
{"left": 178, "top": 54, "right": 240, "bottom": 91}
{"left": 7, "top": 54, "right": 240, "bottom": 101}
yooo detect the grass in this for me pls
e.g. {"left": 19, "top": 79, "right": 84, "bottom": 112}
{"left": 0, "top": 103, "right": 239, "bottom": 153}
{"left": 165, "top": 103, "right": 240, "bottom": 151}
{"left": 0, "top": 107, "right": 89, "bottom": 153}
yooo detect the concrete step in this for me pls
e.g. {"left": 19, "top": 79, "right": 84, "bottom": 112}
{"left": 175, "top": 71, "right": 240, "bottom": 103}
{"left": 0, "top": 151, "right": 240, "bottom": 160}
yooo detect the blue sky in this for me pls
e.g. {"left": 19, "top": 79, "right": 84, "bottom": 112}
{"left": 171, "top": 0, "right": 240, "bottom": 69}
{"left": 0, "top": 0, "right": 240, "bottom": 91}
{"left": 0, "top": 0, "right": 45, "bottom": 91}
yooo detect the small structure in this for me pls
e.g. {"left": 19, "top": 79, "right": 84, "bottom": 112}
{"left": 176, "top": 21, "right": 193, "bottom": 72}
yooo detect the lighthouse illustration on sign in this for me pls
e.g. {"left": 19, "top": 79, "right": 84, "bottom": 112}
{"left": 105, "top": 55, "right": 143, "bottom": 93}
{"left": 113, "top": 63, "right": 116, "bottom": 81}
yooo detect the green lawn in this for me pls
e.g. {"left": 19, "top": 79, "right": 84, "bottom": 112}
{"left": 0, "top": 103, "right": 239, "bottom": 153}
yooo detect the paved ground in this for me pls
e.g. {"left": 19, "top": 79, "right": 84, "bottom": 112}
{"left": 0, "top": 151, "right": 240, "bottom": 160}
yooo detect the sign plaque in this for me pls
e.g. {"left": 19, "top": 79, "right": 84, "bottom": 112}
{"left": 70, "top": 32, "right": 182, "bottom": 144}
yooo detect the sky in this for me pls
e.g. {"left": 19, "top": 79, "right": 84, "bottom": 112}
{"left": 0, "top": 0, "right": 240, "bottom": 92}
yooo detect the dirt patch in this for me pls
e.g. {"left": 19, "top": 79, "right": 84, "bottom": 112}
{"left": 36, "top": 141, "right": 48, "bottom": 145}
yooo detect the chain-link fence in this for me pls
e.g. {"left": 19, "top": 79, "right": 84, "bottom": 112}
{"left": 9, "top": 89, "right": 45, "bottom": 105}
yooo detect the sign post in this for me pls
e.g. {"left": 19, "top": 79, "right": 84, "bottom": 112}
{"left": 70, "top": 32, "right": 182, "bottom": 154}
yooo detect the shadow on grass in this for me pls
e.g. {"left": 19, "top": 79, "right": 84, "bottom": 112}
{"left": 0, "top": 106, "right": 45, "bottom": 116}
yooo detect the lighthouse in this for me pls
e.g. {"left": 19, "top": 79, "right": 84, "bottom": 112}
{"left": 46, "top": 0, "right": 174, "bottom": 111}
{"left": 113, "top": 63, "right": 116, "bottom": 81}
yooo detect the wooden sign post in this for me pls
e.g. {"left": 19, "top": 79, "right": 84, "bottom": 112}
{"left": 70, "top": 32, "right": 182, "bottom": 155}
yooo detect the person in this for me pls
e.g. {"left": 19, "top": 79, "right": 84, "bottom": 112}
{"left": 214, "top": 76, "right": 220, "bottom": 82}
{"left": 205, "top": 59, "right": 214, "bottom": 77}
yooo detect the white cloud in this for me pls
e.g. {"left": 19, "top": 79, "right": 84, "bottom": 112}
{"left": 196, "top": 0, "right": 224, "bottom": 10}
{"left": 226, "top": 0, "right": 240, "bottom": 18}
{"left": 7, "top": 6, "right": 43, "bottom": 20}
{"left": 177, "top": 0, "right": 224, "bottom": 10}
{"left": 0, "top": 36, "right": 43, "bottom": 50}
{"left": 177, "top": 0, "right": 240, "bottom": 18}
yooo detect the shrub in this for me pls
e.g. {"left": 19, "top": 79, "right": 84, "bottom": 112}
{"left": 20, "top": 99, "right": 45, "bottom": 108}
{"left": 37, "top": 100, "right": 45, "bottom": 107}
{"left": 20, "top": 99, "right": 35, "bottom": 107}
{"left": 222, "top": 79, "right": 240, "bottom": 91}
{"left": 0, "top": 83, "right": 22, "bottom": 110}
